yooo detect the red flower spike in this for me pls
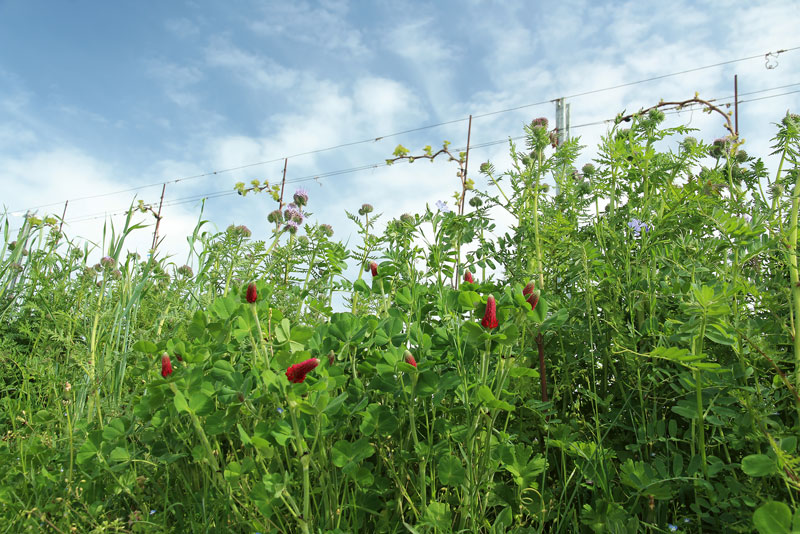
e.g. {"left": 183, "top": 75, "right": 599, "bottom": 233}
{"left": 481, "top": 295, "right": 499, "bottom": 329}
{"left": 523, "top": 281, "right": 539, "bottom": 310}
{"left": 286, "top": 358, "right": 320, "bottom": 384}
{"left": 404, "top": 350, "right": 417, "bottom": 368}
{"left": 246, "top": 282, "right": 258, "bottom": 303}
{"left": 464, "top": 270, "right": 474, "bottom": 284}
{"left": 370, "top": 261, "right": 378, "bottom": 277}
{"left": 161, "top": 353, "right": 173, "bottom": 378}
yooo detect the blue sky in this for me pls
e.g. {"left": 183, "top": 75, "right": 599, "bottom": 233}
{"left": 1, "top": 0, "right": 798, "bottom": 261}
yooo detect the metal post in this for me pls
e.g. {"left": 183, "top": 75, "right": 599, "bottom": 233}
{"left": 555, "top": 98, "right": 565, "bottom": 145}
{"left": 734, "top": 74, "right": 739, "bottom": 137}
{"left": 279, "top": 158, "right": 288, "bottom": 208}
{"left": 566, "top": 103, "right": 571, "bottom": 142}
{"left": 151, "top": 184, "right": 166, "bottom": 251}
{"left": 58, "top": 200, "right": 68, "bottom": 234}
{"left": 461, "top": 114, "right": 472, "bottom": 216}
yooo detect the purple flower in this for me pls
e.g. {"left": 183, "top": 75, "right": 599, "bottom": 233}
{"left": 284, "top": 204, "right": 304, "bottom": 224}
{"left": 435, "top": 200, "right": 451, "bottom": 213}
{"left": 627, "top": 218, "right": 650, "bottom": 238}
{"left": 286, "top": 220, "right": 300, "bottom": 234}
{"left": 293, "top": 188, "right": 309, "bottom": 207}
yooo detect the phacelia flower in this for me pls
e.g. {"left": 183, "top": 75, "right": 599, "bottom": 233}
{"left": 246, "top": 282, "right": 258, "bottom": 303}
{"left": 531, "top": 117, "right": 549, "bottom": 129}
{"left": 268, "top": 209, "right": 283, "bottom": 224}
{"left": 370, "top": 261, "right": 378, "bottom": 277}
{"left": 582, "top": 163, "right": 596, "bottom": 176}
{"left": 358, "top": 203, "right": 374, "bottom": 216}
{"left": 523, "top": 282, "right": 539, "bottom": 311}
{"left": 400, "top": 213, "right": 414, "bottom": 224}
{"left": 286, "top": 358, "right": 320, "bottom": 384}
{"left": 464, "top": 270, "right": 474, "bottom": 284}
{"left": 110, "top": 269, "right": 122, "bottom": 280}
{"left": 161, "top": 353, "right": 173, "bottom": 378}
{"left": 709, "top": 137, "right": 732, "bottom": 159}
{"left": 481, "top": 295, "right": 499, "bottom": 329}
{"left": 236, "top": 225, "right": 251, "bottom": 238}
{"left": 404, "top": 350, "right": 417, "bottom": 368}
{"left": 177, "top": 264, "right": 194, "bottom": 278}
{"left": 293, "top": 188, "right": 309, "bottom": 207}
{"left": 286, "top": 220, "right": 300, "bottom": 234}
{"left": 284, "top": 204, "right": 304, "bottom": 224}
{"left": 100, "top": 256, "right": 115, "bottom": 269}
{"left": 320, "top": 224, "right": 334, "bottom": 237}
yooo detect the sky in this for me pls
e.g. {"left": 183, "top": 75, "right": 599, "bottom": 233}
{"left": 1, "top": 0, "right": 799, "bottom": 267}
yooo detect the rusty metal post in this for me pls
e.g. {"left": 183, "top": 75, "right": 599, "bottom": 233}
{"left": 279, "top": 158, "right": 288, "bottom": 208}
{"left": 461, "top": 114, "right": 473, "bottom": 216}
{"left": 151, "top": 184, "right": 166, "bottom": 251}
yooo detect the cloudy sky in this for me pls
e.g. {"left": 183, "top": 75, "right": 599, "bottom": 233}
{"left": 1, "top": 0, "right": 798, "bottom": 264}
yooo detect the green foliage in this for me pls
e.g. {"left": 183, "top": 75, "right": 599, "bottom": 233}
{"left": 1, "top": 109, "right": 799, "bottom": 533}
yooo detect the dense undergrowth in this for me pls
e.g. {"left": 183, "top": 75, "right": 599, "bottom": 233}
{"left": 1, "top": 109, "right": 799, "bottom": 533}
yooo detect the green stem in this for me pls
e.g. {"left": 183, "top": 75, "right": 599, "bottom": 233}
{"left": 788, "top": 165, "right": 800, "bottom": 398}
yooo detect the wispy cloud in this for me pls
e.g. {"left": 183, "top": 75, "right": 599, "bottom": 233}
{"left": 247, "top": 0, "right": 370, "bottom": 58}
{"left": 204, "top": 36, "right": 300, "bottom": 92}
{"left": 146, "top": 58, "right": 205, "bottom": 108}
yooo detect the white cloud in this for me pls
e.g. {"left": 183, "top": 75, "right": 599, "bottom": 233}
{"left": 146, "top": 59, "right": 205, "bottom": 108}
{"left": 164, "top": 17, "right": 200, "bottom": 38}
{"left": 383, "top": 18, "right": 460, "bottom": 118}
{"left": 247, "top": 0, "right": 370, "bottom": 58}
{"left": 205, "top": 37, "right": 300, "bottom": 92}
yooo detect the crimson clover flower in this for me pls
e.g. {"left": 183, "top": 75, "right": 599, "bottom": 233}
{"left": 286, "top": 358, "right": 320, "bottom": 384}
{"left": 161, "top": 353, "right": 173, "bottom": 378}
{"left": 464, "top": 270, "right": 474, "bottom": 284}
{"left": 246, "top": 282, "right": 258, "bottom": 303}
{"left": 404, "top": 350, "right": 417, "bottom": 368}
{"left": 370, "top": 261, "right": 378, "bottom": 277}
{"left": 523, "top": 281, "right": 539, "bottom": 311}
{"left": 481, "top": 295, "right": 499, "bottom": 329}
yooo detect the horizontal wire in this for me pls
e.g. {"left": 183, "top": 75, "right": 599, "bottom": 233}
{"left": 10, "top": 46, "right": 799, "bottom": 215}
{"left": 55, "top": 89, "right": 799, "bottom": 226}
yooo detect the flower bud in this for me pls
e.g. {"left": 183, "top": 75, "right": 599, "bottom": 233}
{"left": 161, "top": 353, "right": 173, "bottom": 378}
{"left": 246, "top": 282, "right": 258, "bottom": 304}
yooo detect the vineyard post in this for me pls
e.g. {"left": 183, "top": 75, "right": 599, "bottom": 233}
{"left": 734, "top": 74, "right": 739, "bottom": 136}
{"left": 279, "top": 158, "right": 288, "bottom": 209}
{"left": 460, "top": 114, "right": 472, "bottom": 216}
{"left": 151, "top": 184, "right": 166, "bottom": 251}
{"left": 58, "top": 200, "right": 68, "bottom": 234}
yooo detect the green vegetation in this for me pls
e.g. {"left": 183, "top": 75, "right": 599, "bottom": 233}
{"left": 1, "top": 109, "right": 799, "bottom": 533}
